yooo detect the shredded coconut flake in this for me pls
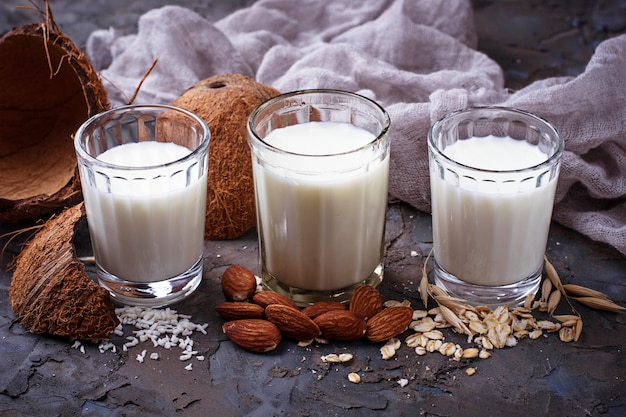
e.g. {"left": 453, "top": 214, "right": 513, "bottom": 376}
{"left": 72, "top": 305, "right": 211, "bottom": 371}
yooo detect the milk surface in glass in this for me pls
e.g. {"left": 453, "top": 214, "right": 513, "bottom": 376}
{"left": 431, "top": 135, "right": 557, "bottom": 286}
{"left": 81, "top": 141, "right": 207, "bottom": 282}
{"left": 254, "top": 121, "right": 389, "bottom": 291}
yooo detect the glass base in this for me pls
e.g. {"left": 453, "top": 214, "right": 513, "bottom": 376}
{"left": 261, "top": 263, "right": 384, "bottom": 307}
{"left": 97, "top": 258, "right": 203, "bottom": 307}
{"left": 433, "top": 260, "right": 541, "bottom": 307}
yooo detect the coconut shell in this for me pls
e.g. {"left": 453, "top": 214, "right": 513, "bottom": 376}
{"left": 172, "top": 74, "right": 280, "bottom": 240}
{"left": 0, "top": 9, "right": 110, "bottom": 223}
{"left": 9, "top": 202, "right": 119, "bottom": 339}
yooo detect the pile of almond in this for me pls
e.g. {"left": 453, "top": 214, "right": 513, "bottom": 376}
{"left": 216, "top": 265, "right": 413, "bottom": 352}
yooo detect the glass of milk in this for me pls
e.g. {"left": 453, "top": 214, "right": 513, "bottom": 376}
{"left": 247, "top": 90, "right": 391, "bottom": 306}
{"left": 74, "top": 105, "right": 209, "bottom": 307}
{"left": 428, "top": 106, "right": 564, "bottom": 306}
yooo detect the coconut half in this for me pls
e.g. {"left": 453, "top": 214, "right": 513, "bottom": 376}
{"left": 0, "top": 8, "right": 110, "bottom": 223}
{"left": 9, "top": 202, "right": 119, "bottom": 339}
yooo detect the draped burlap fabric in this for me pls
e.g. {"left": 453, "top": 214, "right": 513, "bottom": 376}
{"left": 87, "top": 0, "right": 626, "bottom": 255}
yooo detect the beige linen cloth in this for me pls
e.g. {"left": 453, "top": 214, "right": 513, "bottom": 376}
{"left": 87, "top": 0, "right": 626, "bottom": 255}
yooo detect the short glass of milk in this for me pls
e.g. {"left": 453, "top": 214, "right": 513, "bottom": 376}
{"left": 247, "top": 90, "right": 391, "bottom": 306}
{"left": 74, "top": 105, "right": 209, "bottom": 307}
{"left": 428, "top": 107, "right": 564, "bottom": 306}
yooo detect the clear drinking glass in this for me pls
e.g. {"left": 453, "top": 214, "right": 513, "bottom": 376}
{"left": 74, "top": 105, "right": 209, "bottom": 307}
{"left": 247, "top": 90, "right": 391, "bottom": 306}
{"left": 428, "top": 106, "right": 564, "bottom": 306}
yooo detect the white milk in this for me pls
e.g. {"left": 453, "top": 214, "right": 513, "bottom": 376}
{"left": 254, "top": 122, "right": 389, "bottom": 291}
{"left": 431, "top": 135, "right": 557, "bottom": 286}
{"left": 82, "top": 142, "right": 207, "bottom": 282}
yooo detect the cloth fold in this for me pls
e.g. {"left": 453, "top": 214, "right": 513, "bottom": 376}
{"left": 86, "top": 0, "right": 626, "bottom": 255}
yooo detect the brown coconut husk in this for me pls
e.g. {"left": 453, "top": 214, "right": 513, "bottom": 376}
{"left": 0, "top": 3, "right": 110, "bottom": 223}
{"left": 172, "top": 74, "right": 281, "bottom": 240}
{"left": 9, "top": 202, "right": 119, "bottom": 339}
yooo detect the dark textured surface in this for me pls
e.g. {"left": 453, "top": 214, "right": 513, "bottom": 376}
{"left": 0, "top": 0, "right": 257, "bottom": 47}
{"left": 472, "top": 0, "right": 626, "bottom": 88}
{"left": 1, "top": 1, "right": 625, "bottom": 416}
{"left": 1, "top": 204, "right": 624, "bottom": 417}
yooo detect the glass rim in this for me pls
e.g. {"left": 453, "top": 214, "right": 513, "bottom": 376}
{"left": 74, "top": 104, "right": 210, "bottom": 171}
{"left": 428, "top": 106, "right": 564, "bottom": 174}
{"left": 247, "top": 89, "right": 391, "bottom": 158}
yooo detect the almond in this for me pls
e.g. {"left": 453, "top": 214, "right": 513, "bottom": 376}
{"left": 313, "top": 310, "right": 367, "bottom": 342}
{"left": 215, "top": 302, "right": 265, "bottom": 320}
{"left": 302, "top": 301, "right": 347, "bottom": 319}
{"left": 221, "top": 265, "right": 257, "bottom": 301}
{"left": 365, "top": 306, "right": 413, "bottom": 343}
{"left": 253, "top": 291, "right": 299, "bottom": 310}
{"left": 265, "top": 304, "right": 321, "bottom": 341}
{"left": 349, "top": 285, "right": 383, "bottom": 320}
{"left": 222, "top": 319, "right": 282, "bottom": 352}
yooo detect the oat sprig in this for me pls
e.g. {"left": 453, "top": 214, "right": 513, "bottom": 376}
{"left": 571, "top": 296, "right": 626, "bottom": 313}
{"left": 562, "top": 283, "right": 625, "bottom": 313}
{"left": 419, "top": 248, "right": 433, "bottom": 309}
{"left": 538, "top": 256, "right": 623, "bottom": 313}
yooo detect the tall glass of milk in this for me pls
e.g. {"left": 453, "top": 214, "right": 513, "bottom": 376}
{"left": 428, "top": 107, "right": 564, "bottom": 306}
{"left": 74, "top": 105, "right": 209, "bottom": 307}
{"left": 247, "top": 90, "right": 391, "bottom": 306}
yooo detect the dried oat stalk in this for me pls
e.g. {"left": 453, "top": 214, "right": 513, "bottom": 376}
{"left": 562, "top": 284, "right": 625, "bottom": 313}
{"left": 571, "top": 296, "right": 625, "bottom": 313}
{"left": 418, "top": 248, "right": 433, "bottom": 309}
{"left": 540, "top": 257, "right": 624, "bottom": 313}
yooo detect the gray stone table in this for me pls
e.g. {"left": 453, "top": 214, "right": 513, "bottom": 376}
{"left": 1, "top": 202, "right": 625, "bottom": 416}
